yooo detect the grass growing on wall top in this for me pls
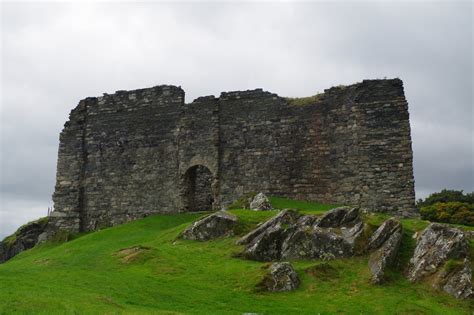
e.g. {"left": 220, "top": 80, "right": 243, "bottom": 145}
{"left": 0, "top": 197, "right": 472, "bottom": 314}
{"left": 284, "top": 93, "right": 324, "bottom": 106}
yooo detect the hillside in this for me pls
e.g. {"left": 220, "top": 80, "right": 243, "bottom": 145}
{"left": 0, "top": 197, "right": 472, "bottom": 314}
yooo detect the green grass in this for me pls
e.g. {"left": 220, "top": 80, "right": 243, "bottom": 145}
{"left": 285, "top": 93, "right": 324, "bottom": 106}
{"left": 0, "top": 198, "right": 472, "bottom": 314}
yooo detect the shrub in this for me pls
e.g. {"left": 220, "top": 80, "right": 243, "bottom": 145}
{"left": 416, "top": 189, "right": 474, "bottom": 208}
{"left": 419, "top": 202, "right": 474, "bottom": 226}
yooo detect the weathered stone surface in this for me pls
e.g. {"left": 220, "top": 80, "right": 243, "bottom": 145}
{"left": 49, "top": 79, "right": 416, "bottom": 234}
{"left": 258, "top": 262, "right": 300, "bottom": 292}
{"left": 243, "top": 225, "right": 293, "bottom": 261}
{"left": 240, "top": 207, "right": 365, "bottom": 262}
{"left": 407, "top": 223, "right": 472, "bottom": 299}
{"left": 281, "top": 227, "right": 354, "bottom": 260}
{"left": 316, "top": 207, "right": 360, "bottom": 228}
{"left": 408, "top": 223, "right": 469, "bottom": 282}
{"left": 237, "top": 209, "right": 301, "bottom": 245}
{"left": 367, "top": 218, "right": 402, "bottom": 251}
{"left": 250, "top": 192, "right": 273, "bottom": 211}
{"left": 441, "top": 259, "right": 473, "bottom": 299}
{"left": 368, "top": 219, "right": 403, "bottom": 284}
{"left": 180, "top": 211, "right": 237, "bottom": 241}
{"left": 0, "top": 217, "right": 48, "bottom": 263}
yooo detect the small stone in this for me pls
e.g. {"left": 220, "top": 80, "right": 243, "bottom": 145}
{"left": 250, "top": 193, "right": 273, "bottom": 211}
{"left": 258, "top": 262, "right": 300, "bottom": 292}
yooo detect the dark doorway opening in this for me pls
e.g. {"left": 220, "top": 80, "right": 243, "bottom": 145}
{"left": 182, "top": 165, "right": 214, "bottom": 212}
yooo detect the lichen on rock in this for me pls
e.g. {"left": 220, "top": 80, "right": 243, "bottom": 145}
{"left": 407, "top": 223, "right": 472, "bottom": 299}
{"left": 367, "top": 218, "right": 403, "bottom": 284}
{"left": 180, "top": 211, "right": 237, "bottom": 241}
{"left": 257, "top": 262, "right": 300, "bottom": 292}
{"left": 249, "top": 192, "right": 273, "bottom": 211}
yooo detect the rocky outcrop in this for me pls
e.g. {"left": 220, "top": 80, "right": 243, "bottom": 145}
{"left": 180, "top": 211, "right": 237, "bottom": 241}
{"left": 440, "top": 259, "right": 473, "bottom": 299}
{"left": 407, "top": 223, "right": 472, "bottom": 299}
{"left": 237, "top": 209, "right": 301, "bottom": 246}
{"left": 257, "top": 262, "right": 300, "bottom": 292}
{"left": 0, "top": 217, "right": 49, "bottom": 263}
{"left": 367, "top": 218, "right": 403, "bottom": 284}
{"left": 239, "top": 207, "right": 366, "bottom": 262}
{"left": 316, "top": 207, "right": 359, "bottom": 228}
{"left": 249, "top": 193, "right": 273, "bottom": 211}
{"left": 281, "top": 227, "right": 354, "bottom": 261}
{"left": 408, "top": 223, "right": 469, "bottom": 281}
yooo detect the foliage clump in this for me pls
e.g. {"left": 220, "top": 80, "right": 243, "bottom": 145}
{"left": 417, "top": 190, "right": 474, "bottom": 226}
{"left": 419, "top": 202, "right": 474, "bottom": 226}
{"left": 285, "top": 93, "right": 324, "bottom": 106}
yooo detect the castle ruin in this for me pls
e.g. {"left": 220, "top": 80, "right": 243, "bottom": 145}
{"left": 50, "top": 78, "right": 416, "bottom": 233}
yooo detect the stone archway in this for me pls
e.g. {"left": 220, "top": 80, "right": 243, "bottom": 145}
{"left": 182, "top": 165, "right": 215, "bottom": 212}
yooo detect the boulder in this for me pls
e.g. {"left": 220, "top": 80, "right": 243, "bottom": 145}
{"left": 441, "top": 259, "right": 473, "bottom": 299}
{"left": 249, "top": 192, "right": 273, "bottom": 211}
{"left": 242, "top": 225, "right": 293, "bottom": 261}
{"left": 408, "top": 223, "right": 469, "bottom": 282}
{"left": 180, "top": 211, "right": 237, "bottom": 241}
{"left": 367, "top": 218, "right": 403, "bottom": 284}
{"left": 239, "top": 207, "right": 363, "bottom": 262}
{"left": 237, "top": 209, "right": 301, "bottom": 245}
{"left": 0, "top": 217, "right": 49, "bottom": 263}
{"left": 407, "top": 223, "right": 472, "bottom": 299}
{"left": 281, "top": 227, "right": 353, "bottom": 260}
{"left": 257, "top": 262, "right": 300, "bottom": 292}
{"left": 316, "top": 207, "right": 360, "bottom": 228}
{"left": 367, "top": 218, "right": 402, "bottom": 251}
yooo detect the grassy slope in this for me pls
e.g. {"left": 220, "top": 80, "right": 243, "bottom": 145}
{"left": 0, "top": 198, "right": 472, "bottom": 314}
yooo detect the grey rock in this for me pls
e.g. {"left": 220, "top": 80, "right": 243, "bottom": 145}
{"left": 367, "top": 218, "right": 402, "bottom": 251}
{"left": 441, "top": 259, "right": 473, "bottom": 299}
{"left": 240, "top": 207, "right": 365, "bottom": 262}
{"left": 340, "top": 220, "right": 365, "bottom": 246}
{"left": 237, "top": 209, "right": 300, "bottom": 245}
{"left": 180, "top": 211, "right": 237, "bottom": 241}
{"left": 258, "top": 262, "right": 300, "bottom": 292}
{"left": 407, "top": 223, "right": 472, "bottom": 299}
{"left": 250, "top": 193, "right": 273, "bottom": 211}
{"left": 408, "top": 223, "right": 469, "bottom": 282}
{"left": 316, "top": 207, "right": 360, "bottom": 228}
{"left": 281, "top": 227, "right": 354, "bottom": 260}
{"left": 368, "top": 219, "right": 403, "bottom": 284}
{"left": 0, "top": 217, "right": 49, "bottom": 263}
{"left": 242, "top": 225, "right": 294, "bottom": 261}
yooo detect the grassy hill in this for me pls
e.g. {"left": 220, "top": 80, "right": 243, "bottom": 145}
{"left": 0, "top": 197, "right": 473, "bottom": 314}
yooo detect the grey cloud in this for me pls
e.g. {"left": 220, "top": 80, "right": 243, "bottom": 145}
{"left": 1, "top": 1, "right": 472, "bottom": 238}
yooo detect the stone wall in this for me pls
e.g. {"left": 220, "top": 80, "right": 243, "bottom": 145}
{"left": 50, "top": 78, "right": 416, "bottom": 234}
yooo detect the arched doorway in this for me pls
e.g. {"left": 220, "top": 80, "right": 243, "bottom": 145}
{"left": 182, "top": 165, "right": 214, "bottom": 212}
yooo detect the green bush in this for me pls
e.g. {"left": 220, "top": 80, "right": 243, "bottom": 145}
{"left": 416, "top": 189, "right": 474, "bottom": 208}
{"left": 419, "top": 202, "right": 474, "bottom": 226}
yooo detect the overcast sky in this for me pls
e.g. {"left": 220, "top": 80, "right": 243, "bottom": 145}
{"left": 1, "top": 1, "right": 472, "bottom": 238}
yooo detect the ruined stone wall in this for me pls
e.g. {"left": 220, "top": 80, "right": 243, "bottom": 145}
{"left": 52, "top": 86, "right": 184, "bottom": 232}
{"left": 50, "top": 78, "right": 416, "bottom": 234}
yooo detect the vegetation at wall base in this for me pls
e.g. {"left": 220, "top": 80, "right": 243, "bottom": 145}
{"left": 0, "top": 197, "right": 472, "bottom": 314}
